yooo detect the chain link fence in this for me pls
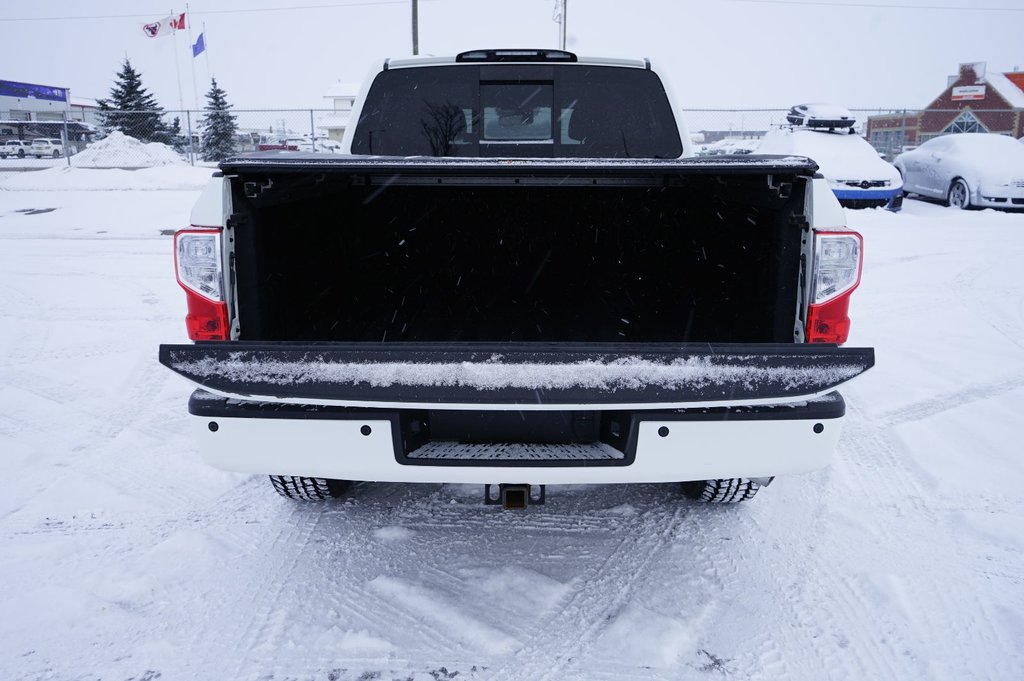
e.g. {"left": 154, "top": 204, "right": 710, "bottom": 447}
{"left": 0, "top": 109, "right": 348, "bottom": 169}
{"left": 1, "top": 107, "right": 1020, "bottom": 169}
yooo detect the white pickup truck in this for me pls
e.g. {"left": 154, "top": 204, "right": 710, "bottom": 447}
{"left": 161, "top": 50, "right": 873, "bottom": 508}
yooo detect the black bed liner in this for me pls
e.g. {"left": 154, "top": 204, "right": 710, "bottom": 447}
{"left": 159, "top": 342, "right": 873, "bottom": 407}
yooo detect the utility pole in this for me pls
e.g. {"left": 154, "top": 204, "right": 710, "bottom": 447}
{"left": 560, "top": 0, "right": 567, "bottom": 51}
{"left": 411, "top": 0, "right": 419, "bottom": 55}
{"left": 552, "top": 0, "right": 567, "bottom": 50}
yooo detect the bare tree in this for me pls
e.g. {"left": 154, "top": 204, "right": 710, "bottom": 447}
{"left": 420, "top": 101, "right": 467, "bottom": 156}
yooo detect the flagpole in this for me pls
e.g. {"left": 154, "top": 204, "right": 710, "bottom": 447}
{"left": 169, "top": 8, "right": 188, "bottom": 160}
{"left": 170, "top": 8, "right": 186, "bottom": 114}
{"left": 186, "top": 3, "right": 200, "bottom": 109}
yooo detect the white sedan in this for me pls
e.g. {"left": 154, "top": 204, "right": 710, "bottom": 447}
{"left": 893, "top": 133, "right": 1024, "bottom": 210}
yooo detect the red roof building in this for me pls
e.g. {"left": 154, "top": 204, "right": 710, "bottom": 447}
{"left": 867, "top": 62, "right": 1024, "bottom": 157}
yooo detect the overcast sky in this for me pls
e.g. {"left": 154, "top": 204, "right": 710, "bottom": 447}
{"left": 2, "top": 0, "right": 1022, "bottom": 112}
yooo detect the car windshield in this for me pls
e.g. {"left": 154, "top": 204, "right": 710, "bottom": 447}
{"left": 350, "top": 64, "right": 682, "bottom": 158}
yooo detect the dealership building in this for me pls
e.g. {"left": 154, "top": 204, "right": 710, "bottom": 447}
{"left": 1, "top": 78, "right": 101, "bottom": 145}
{"left": 866, "top": 63, "right": 1024, "bottom": 157}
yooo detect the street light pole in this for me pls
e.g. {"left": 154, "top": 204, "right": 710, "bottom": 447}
{"left": 412, "top": 0, "right": 419, "bottom": 55}
{"left": 561, "top": 0, "right": 567, "bottom": 51}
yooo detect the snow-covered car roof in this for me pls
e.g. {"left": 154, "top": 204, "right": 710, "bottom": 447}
{"left": 909, "top": 133, "right": 1024, "bottom": 179}
{"left": 757, "top": 127, "right": 899, "bottom": 182}
{"left": 925, "top": 132, "right": 1024, "bottom": 154}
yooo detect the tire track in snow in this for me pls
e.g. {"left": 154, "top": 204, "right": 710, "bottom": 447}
{"left": 213, "top": 491, "right": 476, "bottom": 678}
{"left": 725, "top": 482, "right": 918, "bottom": 681}
{"left": 486, "top": 502, "right": 687, "bottom": 681}
{"left": 796, "top": 408, "right": 1015, "bottom": 680}
{"left": 860, "top": 373, "right": 1024, "bottom": 430}
{"left": 219, "top": 502, "right": 333, "bottom": 679}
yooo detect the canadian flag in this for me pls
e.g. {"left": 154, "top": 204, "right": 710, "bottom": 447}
{"left": 142, "top": 12, "right": 185, "bottom": 38}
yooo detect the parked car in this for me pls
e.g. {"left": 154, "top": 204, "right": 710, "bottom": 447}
{"left": 786, "top": 103, "right": 856, "bottom": 130}
{"left": 30, "top": 138, "right": 64, "bottom": 158}
{"left": 894, "top": 133, "right": 1024, "bottom": 210}
{"left": 0, "top": 140, "right": 30, "bottom": 159}
{"left": 757, "top": 125, "right": 903, "bottom": 210}
{"left": 317, "top": 138, "right": 343, "bottom": 153}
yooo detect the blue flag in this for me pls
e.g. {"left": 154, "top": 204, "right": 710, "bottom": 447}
{"left": 192, "top": 33, "right": 206, "bottom": 58}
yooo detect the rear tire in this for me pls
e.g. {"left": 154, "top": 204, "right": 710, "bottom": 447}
{"left": 269, "top": 475, "right": 349, "bottom": 501}
{"left": 947, "top": 178, "right": 971, "bottom": 209}
{"left": 681, "top": 478, "right": 761, "bottom": 503}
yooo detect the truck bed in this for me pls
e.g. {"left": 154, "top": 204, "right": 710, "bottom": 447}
{"left": 220, "top": 155, "right": 820, "bottom": 346}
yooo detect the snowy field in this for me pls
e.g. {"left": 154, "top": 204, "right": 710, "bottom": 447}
{"left": 1, "top": 167, "right": 1023, "bottom": 681}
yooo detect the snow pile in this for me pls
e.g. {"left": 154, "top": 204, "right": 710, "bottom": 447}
{"left": 0, "top": 165, "right": 214, "bottom": 191}
{"left": 71, "top": 131, "right": 183, "bottom": 168}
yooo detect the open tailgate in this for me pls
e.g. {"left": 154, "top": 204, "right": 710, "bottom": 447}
{"left": 159, "top": 342, "right": 873, "bottom": 410}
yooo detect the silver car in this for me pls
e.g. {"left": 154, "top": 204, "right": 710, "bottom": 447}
{"left": 894, "top": 133, "right": 1024, "bottom": 210}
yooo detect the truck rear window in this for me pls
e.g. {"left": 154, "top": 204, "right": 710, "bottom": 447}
{"left": 351, "top": 64, "right": 682, "bottom": 158}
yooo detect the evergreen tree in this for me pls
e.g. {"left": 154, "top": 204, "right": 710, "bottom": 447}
{"left": 168, "top": 116, "right": 187, "bottom": 153}
{"left": 200, "top": 78, "right": 238, "bottom": 162}
{"left": 97, "top": 59, "right": 173, "bottom": 144}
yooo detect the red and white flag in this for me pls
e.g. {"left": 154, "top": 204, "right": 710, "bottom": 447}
{"left": 142, "top": 13, "right": 185, "bottom": 38}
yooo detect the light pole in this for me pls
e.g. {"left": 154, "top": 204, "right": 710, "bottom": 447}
{"left": 412, "top": 0, "right": 419, "bottom": 55}
{"left": 552, "top": 0, "right": 567, "bottom": 50}
{"left": 560, "top": 0, "right": 567, "bottom": 51}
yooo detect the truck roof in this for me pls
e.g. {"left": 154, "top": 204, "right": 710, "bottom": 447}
{"left": 385, "top": 49, "right": 649, "bottom": 71}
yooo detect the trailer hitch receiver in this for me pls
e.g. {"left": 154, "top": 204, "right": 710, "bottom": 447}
{"left": 484, "top": 484, "right": 545, "bottom": 509}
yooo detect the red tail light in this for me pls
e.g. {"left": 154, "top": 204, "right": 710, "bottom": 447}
{"left": 174, "top": 228, "right": 228, "bottom": 341}
{"left": 806, "top": 230, "right": 863, "bottom": 345}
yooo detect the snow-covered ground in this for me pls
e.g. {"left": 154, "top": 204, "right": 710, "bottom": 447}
{"left": 1, "top": 171, "right": 1022, "bottom": 681}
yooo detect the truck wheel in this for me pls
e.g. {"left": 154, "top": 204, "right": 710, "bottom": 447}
{"left": 947, "top": 179, "right": 971, "bottom": 209}
{"left": 52, "top": 150, "right": 60, "bottom": 158}
{"left": 681, "top": 478, "right": 761, "bottom": 503}
{"left": 269, "top": 475, "right": 349, "bottom": 500}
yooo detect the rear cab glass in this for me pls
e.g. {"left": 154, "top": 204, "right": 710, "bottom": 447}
{"left": 351, "top": 64, "right": 682, "bottom": 158}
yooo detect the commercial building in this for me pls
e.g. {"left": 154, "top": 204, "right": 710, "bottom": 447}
{"left": 866, "top": 62, "right": 1024, "bottom": 157}
{"left": 317, "top": 81, "right": 359, "bottom": 141}
{"left": 1, "top": 78, "right": 100, "bottom": 146}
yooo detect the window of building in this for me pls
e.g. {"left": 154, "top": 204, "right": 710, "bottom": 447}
{"left": 943, "top": 110, "right": 987, "bottom": 134}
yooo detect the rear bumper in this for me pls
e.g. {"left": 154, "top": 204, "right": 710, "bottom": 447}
{"left": 188, "top": 389, "right": 847, "bottom": 484}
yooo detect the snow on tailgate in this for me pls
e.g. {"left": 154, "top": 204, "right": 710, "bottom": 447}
{"left": 171, "top": 353, "right": 864, "bottom": 391}
{"left": 161, "top": 343, "right": 874, "bottom": 407}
